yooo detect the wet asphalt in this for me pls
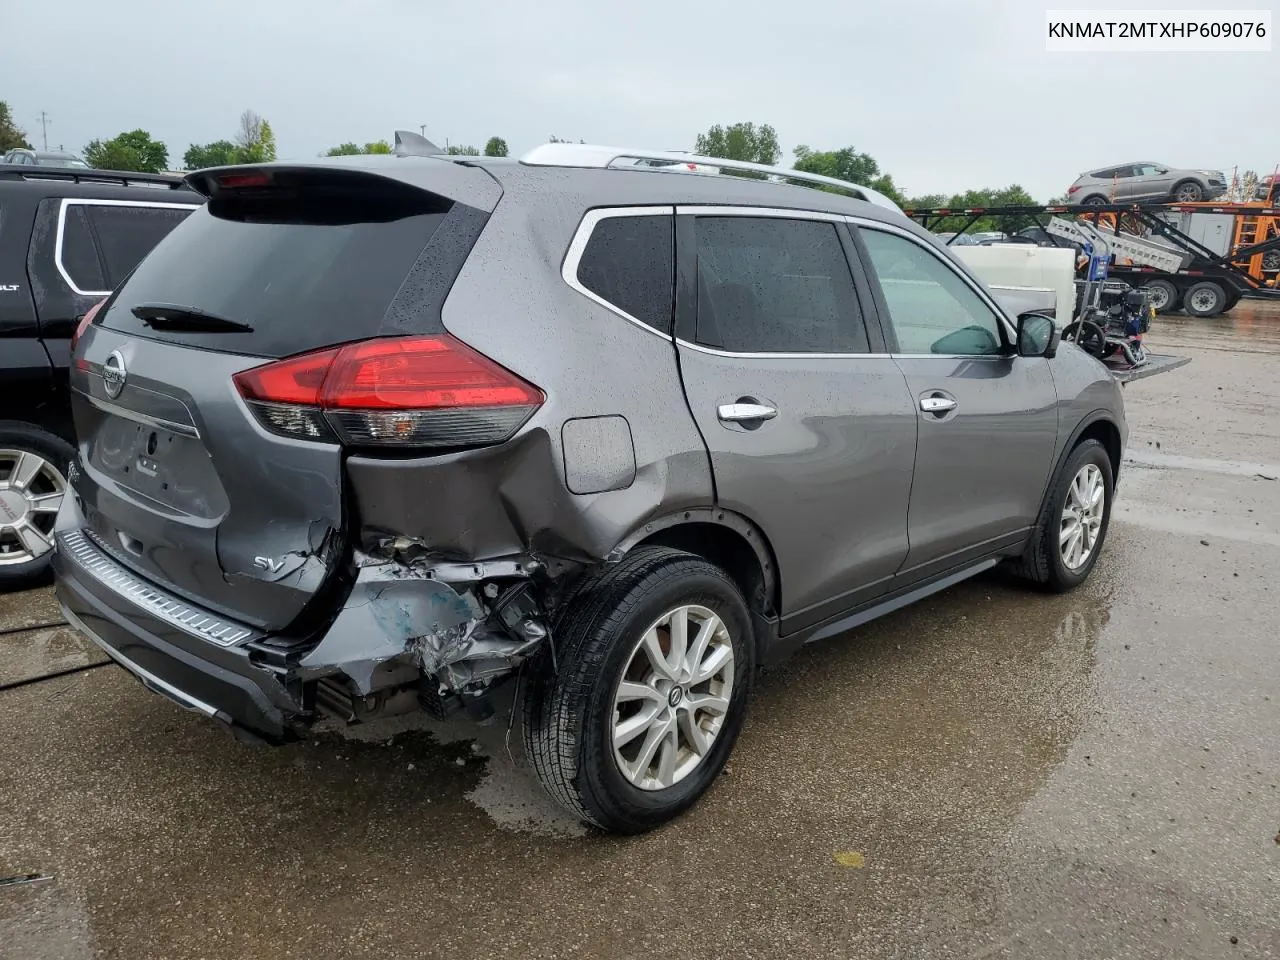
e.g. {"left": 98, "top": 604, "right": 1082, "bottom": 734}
{"left": 1, "top": 305, "right": 1278, "bottom": 960}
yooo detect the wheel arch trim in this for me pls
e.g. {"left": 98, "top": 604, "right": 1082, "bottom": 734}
{"left": 612, "top": 507, "right": 780, "bottom": 620}
{"left": 1040, "top": 411, "right": 1123, "bottom": 516}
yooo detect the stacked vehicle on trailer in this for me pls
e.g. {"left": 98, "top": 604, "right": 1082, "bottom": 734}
{"left": 907, "top": 200, "right": 1280, "bottom": 319}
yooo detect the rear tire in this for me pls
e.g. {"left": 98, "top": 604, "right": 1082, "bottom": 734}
{"left": 0, "top": 421, "right": 74, "bottom": 591}
{"left": 1182, "top": 281, "right": 1227, "bottom": 318}
{"left": 522, "top": 546, "right": 754, "bottom": 834}
{"left": 1013, "top": 439, "right": 1114, "bottom": 593}
{"left": 1142, "top": 279, "right": 1180, "bottom": 314}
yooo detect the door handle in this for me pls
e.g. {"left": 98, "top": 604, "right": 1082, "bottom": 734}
{"left": 919, "top": 395, "right": 957, "bottom": 413}
{"left": 717, "top": 402, "right": 778, "bottom": 423}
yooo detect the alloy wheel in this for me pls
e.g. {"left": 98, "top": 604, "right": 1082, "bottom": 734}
{"left": 610, "top": 604, "right": 735, "bottom": 791}
{"left": 1060, "top": 463, "right": 1105, "bottom": 571}
{"left": 0, "top": 449, "right": 66, "bottom": 566}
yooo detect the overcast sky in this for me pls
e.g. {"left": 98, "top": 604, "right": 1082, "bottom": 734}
{"left": 3, "top": 0, "right": 1276, "bottom": 200}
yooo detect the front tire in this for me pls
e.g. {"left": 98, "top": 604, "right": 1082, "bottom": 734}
{"left": 523, "top": 546, "right": 754, "bottom": 834}
{"left": 1173, "top": 179, "right": 1204, "bottom": 202}
{"left": 1014, "top": 439, "right": 1114, "bottom": 593}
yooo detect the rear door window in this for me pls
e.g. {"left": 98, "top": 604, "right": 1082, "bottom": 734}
{"left": 575, "top": 212, "right": 674, "bottom": 333}
{"left": 692, "top": 216, "right": 870, "bottom": 354}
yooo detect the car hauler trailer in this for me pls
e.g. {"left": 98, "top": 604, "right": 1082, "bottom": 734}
{"left": 904, "top": 202, "right": 1280, "bottom": 319}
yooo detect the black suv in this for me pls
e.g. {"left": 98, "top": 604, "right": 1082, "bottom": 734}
{"left": 0, "top": 166, "right": 202, "bottom": 587}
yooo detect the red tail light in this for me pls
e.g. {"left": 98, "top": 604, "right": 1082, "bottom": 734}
{"left": 69, "top": 297, "right": 108, "bottom": 357}
{"left": 233, "top": 334, "right": 544, "bottom": 449}
{"left": 1067, "top": 184, "right": 1080, "bottom": 194}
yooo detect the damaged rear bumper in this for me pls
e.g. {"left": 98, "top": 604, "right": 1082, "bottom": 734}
{"left": 53, "top": 532, "right": 303, "bottom": 744}
{"left": 52, "top": 525, "right": 557, "bottom": 743}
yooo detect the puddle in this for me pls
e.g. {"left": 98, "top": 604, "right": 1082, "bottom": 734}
{"left": 0, "top": 587, "right": 62, "bottom": 632}
{"left": 0, "top": 626, "right": 109, "bottom": 688}
{"left": 320, "top": 694, "right": 589, "bottom": 838}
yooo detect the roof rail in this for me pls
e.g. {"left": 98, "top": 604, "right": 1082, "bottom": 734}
{"left": 0, "top": 166, "right": 192, "bottom": 189}
{"left": 518, "top": 143, "right": 903, "bottom": 212}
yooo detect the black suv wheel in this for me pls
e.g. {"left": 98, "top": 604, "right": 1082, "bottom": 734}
{"left": 0, "top": 421, "right": 74, "bottom": 589}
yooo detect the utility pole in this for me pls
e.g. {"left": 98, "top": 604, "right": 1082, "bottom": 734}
{"left": 419, "top": 124, "right": 426, "bottom": 137}
{"left": 40, "top": 111, "right": 48, "bottom": 150}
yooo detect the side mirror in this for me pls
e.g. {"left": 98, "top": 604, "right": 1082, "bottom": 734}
{"left": 1017, "top": 312, "right": 1059, "bottom": 359}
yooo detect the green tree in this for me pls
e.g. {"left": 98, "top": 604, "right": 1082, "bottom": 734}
{"left": 903, "top": 192, "right": 949, "bottom": 210}
{"left": 694, "top": 122, "right": 781, "bottom": 168}
{"left": 484, "top": 136, "right": 508, "bottom": 157}
{"left": 0, "top": 101, "right": 31, "bottom": 152}
{"left": 183, "top": 139, "right": 239, "bottom": 169}
{"left": 83, "top": 129, "right": 169, "bottom": 172}
{"left": 446, "top": 144, "right": 480, "bottom": 155}
{"left": 234, "top": 110, "right": 277, "bottom": 164}
{"left": 790, "top": 144, "right": 903, "bottom": 203}
{"left": 915, "top": 185, "right": 1040, "bottom": 234}
{"left": 325, "top": 139, "right": 391, "bottom": 156}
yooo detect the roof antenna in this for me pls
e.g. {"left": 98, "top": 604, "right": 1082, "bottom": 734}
{"left": 393, "top": 129, "right": 442, "bottom": 157}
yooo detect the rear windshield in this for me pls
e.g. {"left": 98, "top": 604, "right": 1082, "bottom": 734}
{"left": 99, "top": 189, "right": 450, "bottom": 358}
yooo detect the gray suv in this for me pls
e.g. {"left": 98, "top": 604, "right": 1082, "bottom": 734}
{"left": 51, "top": 143, "right": 1127, "bottom": 833}
{"left": 1067, "top": 161, "right": 1226, "bottom": 205}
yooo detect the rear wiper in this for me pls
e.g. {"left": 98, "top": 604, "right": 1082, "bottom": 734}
{"left": 130, "top": 303, "right": 253, "bottom": 332}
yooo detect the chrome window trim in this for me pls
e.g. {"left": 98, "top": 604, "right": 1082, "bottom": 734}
{"left": 561, "top": 205, "right": 676, "bottom": 341}
{"left": 844, "top": 215, "right": 1021, "bottom": 347}
{"left": 679, "top": 205, "right": 890, "bottom": 359}
{"left": 59, "top": 528, "right": 258, "bottom": 647}
{"left": 54, "top": 197, "right": 201, "bottom": 297}
{"left": 674, "top": 337, "right": 888, "bottom": 360}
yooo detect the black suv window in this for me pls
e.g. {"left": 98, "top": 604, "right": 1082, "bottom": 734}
{"left": 60, "top": 205, "right": 108, "bottom": 293}
{"left": 693, "top": 216, "right": 869, "bottom": 354}
{"left": 89, "top": 204, "right": 193, "bottom": 286}
{"left": 58, "top": 202, "right": 195, "bottom": 294}
{"left": 576, "top": 213, "right": 673, "bottom": 333}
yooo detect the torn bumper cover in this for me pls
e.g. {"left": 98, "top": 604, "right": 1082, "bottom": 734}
{"left": 299, "top": 550, "right": 552, "bottom": 697}
{"left": 53, "top": 529, "right": 558, "bottom": 742}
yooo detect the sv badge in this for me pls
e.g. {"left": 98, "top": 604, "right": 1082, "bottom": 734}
{"left": 253, "top": 556, "right": 286, "bottom": 573}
